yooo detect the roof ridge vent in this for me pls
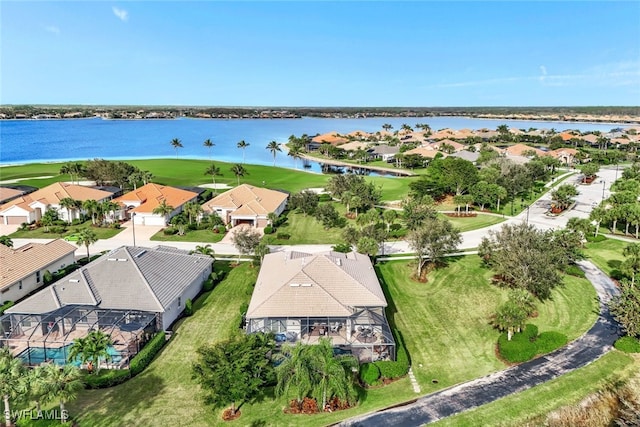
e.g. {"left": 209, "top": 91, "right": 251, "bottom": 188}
{"left": 135, "top": 250, "right": 147, "bottom": 258}
{"left": 336, "top": 258, "right": 341, "bottom": 266}
{"left": 69, "top": 279, "right": 80, "bottom": 283}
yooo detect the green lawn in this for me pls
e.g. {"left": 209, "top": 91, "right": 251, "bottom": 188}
{"left": 9, "top": 222, "right": 124, "bottom": 240}
{"left": 440, "top": 213, "right": 505, "bottom": 233}
{"left": 267, "top": 210, "right": 345, "bottom": 245}
{"left": 150, "top": 229, "right": 226, "bottom": 244}
{"left": 432, "top": 351, "right": 638, "bottom": 427}
{"left": 583, "top": 238, "right": 628, "bottom": 276}
{"left": 0, "top": 159, "right": 415, "bottom": 202}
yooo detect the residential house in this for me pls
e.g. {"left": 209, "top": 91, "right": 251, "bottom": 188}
{"left": 113, "top": 183, "right": 198, "bottom": 226}
{"left": 402, "top": 145, "right": 446, "bottom": 160}
{"left": 1, "top": 246, "right": 213, "bottom": 367}
{"left": 371, "top": 145, "right": 399, "bottom": 162}
{"left": 202, "top": 184, "right": 288, "bottom": 228}
{"left": 311, "top": 131, "right": 349, "bottom": 146}
{"left": 0, "top": 182, "right": 113, "bottom": 225}
{"left": 0, "top": 187, "right": 29, "bottom": 205}
{"left": 246, "top": 251, "right": 395, "bottom": 363}
{"left": 449, "top": 150, "right": 480, "bottom": 163}
{"left": 0, "top": 240, "right": 77, "bottom": 303}
{"left": 546, "top": 148, "right": 579, "bottom": 165}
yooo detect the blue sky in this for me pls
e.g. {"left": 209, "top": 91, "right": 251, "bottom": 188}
{"left": 2, "top": 1, "right": 639, "bottom": 106}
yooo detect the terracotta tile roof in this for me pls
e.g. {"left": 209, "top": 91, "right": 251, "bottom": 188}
{"left": 114, "top": 183, "right": 198, "bottom": 213}
{"left": 339, "top": 141, "right": 369, "bottom": 151}
{"left": 346, "top": 130, "right": 369, "bottom": 138}
{"left": 432, "top": 139, "right": 465, "bottom": 151}
{"left": 504, "top": 143, "right": 545, "bottom": 157}
{"left": 0, "top": 182, "right": 112, "bottom": 213}
{"left": 246, "top": 251, "right": 387, "bottom": 318}
{"left": 0, "top": 240, "right": 77, "bottom": 291}
{"left": 403, "top": 146, "right": 446, "bottom": 159}
{"left": 559, "top": 132, "right": 575, "bottom": 141}
{"left": 311, "top": 132, "right": 348, "bottom": 145}
{"left": 203, "top": 184, "right": 288, "bottom": 216}
{"left": 0, "top": 188, "right": 25, "bottom": 204}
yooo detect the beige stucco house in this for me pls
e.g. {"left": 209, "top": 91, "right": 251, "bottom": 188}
{"left": 113, "top": 183, "right": 198, "bottom": 226}
{"left": 202, "top": 184, "right": 288, "bottom": 228}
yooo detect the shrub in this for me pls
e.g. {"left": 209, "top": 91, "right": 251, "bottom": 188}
{"left": 187, "top": 223, "right": 198, "bottom": 231}
{"left": 565, "top": 264, "right": 586, "bottom": 278}
{"left": 202, "top": 279, "right": 214, "bottom": 292}
{"left": 50, "top": 226, "right": 66, "bottom": 234}
{"left": 498, "top": 333, "right": 537, "bottom": 363}
{"left": 535, "top": 331, "right": 568, "bottom": 354}
{"left": 318, "top": 193, "right": 333, "bottom": 202}
{"left": 276, "top": 232, "right": 291, "bottom": 240}
{"left": 332, "top": 242, "right": 352, "bottom": 253}
{"left": 184, "top": 298, "right": 193, "bottom": 316}
{"left": 0, "top": 301, "right": 15, "bottom": 315}
{"left": 359, "top": 363, "right": 381, "bottom": 386}
{"left": 163, "top": 227, "right": 178, "bottom": 235}
{"left": 390, "top": 223, "right": 402, "bottom": 232}
{"left": 71, "top": 218, "right": 84, "bottom": 226}
{"left": 390, "top": 229, "right": 408, "bottom": 239}
{"left": 263, "top": 226, "right": 274, "bottom": 234}
{"left": 43, "top": 270, "right": 54, "bottom": 285}
{"left": 586, "top": 234, "right": 606, "bottom": 243}
{"left": 614, "top": 336, "right": 640, "bottom": 353}
{"left": 214, "top": 225, "right": 226, "bottom": 233}
{"left": 374, "top": 329, "right": 409, "bottom": 380}
{"left": 130, "top": 331, "right": 167, "bottom": 376}
{"left": 83, "top": 368, "right": 131, "bottom": 389}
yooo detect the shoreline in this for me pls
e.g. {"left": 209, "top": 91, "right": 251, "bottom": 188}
{"left": 297, "top": 153, "right": 415, "bottom": 177}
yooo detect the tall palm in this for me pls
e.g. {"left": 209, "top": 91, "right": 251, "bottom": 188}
{"left": 141, "top": 170, "right": 154, "bottom": 185}
{"left": 127, "top": 171, "right": 142, "bottom": 190}
{"left": 59, "top": 197, "right": 79, "bottom": 224}
{"left": 382, "top": 123, "right": 392, "bottom": 133}
{"left": 82, "top": 199, "right": 99, "bottom": 225}
{"left": 288, "top": 146, "right": 302, "bottom": 169}
{"left": 99, "top": 200, "right": 119, "bottom": 225}
{"left": 76, "top": 228, "right": 98, "bottom": 261}
{"left": 203, "top": 138, "right": 215, "bottom": 162}
{"left": 41, "top": 363, "right": 83, "bottom": 424}
{"left": 275, "top": 342, "right": 315, "bottom": 405}
{"left": 183, "top": 201, "right": 203, "bottom": 225}
{"left": 152, "top": 200, "right": 175, "bottom": 225}
{"left": 230, "top": 164, "right": 248, "bottom": 186}
{"left": 67, "top": 330, "right": 113, "bottom": 375}
{"left": 170, "top": 138, "right": 184, "bottom": 159}
{"left": 1, "top": 347, "right": 27, "bottom": 427}
{"left": 237, "top": 140, "right": 250, "bottom": 164}
{"left": 308, "top": 339, "right": 357, "bottom": 410}
{"left": 267, "top": 212, "right": 278, "bottom": 227}
{"left": 204, "top": 163, "right": 221, "bottom": 189}
{"left": 29, "top": 364, "right": 50, "bottom": 415}
{"left": 266, "top": 140, "right": 282, "bottom": 166}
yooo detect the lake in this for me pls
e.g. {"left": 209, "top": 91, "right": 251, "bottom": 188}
{"left": 0, "top": 116, "right": 624, "bottom": 169}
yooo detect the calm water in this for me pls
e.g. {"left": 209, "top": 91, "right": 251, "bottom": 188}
{"left": 0, "top": 116, "right": 623, "bottom": 168}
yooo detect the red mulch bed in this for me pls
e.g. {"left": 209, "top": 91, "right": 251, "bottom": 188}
{"left": 285, "top": 397, "right": 355, "bottom": 414}
{"left": 222, "top": 408, "right": 241, "bottom": 421}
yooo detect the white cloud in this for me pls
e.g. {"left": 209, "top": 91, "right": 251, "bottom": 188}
{"left": 112, "top": 6, "right": 129, "bottom": 22}
{"left": 44, "top": 25, "right": 60, "bottom": 35}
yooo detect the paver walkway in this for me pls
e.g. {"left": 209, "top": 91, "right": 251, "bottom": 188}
{"left": 339, "top": 260, "right": 621, "bottom": 427}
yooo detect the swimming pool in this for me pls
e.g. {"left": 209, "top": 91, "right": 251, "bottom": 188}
{"left": 19, "top": 344, "right": 123, "bottom": 366}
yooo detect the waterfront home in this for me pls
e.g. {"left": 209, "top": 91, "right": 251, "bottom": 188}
{"left": 1, "top": 246, "right": 213, "bottom": 367}
{"left": 202, "top": 184, "right": 288, "bottom": 228}
{"left": 113, "top": 183, "right": 198, "bottom": 226}
{"left": 0, "top": 240, "right": 77, "bottom": 303}
{"left": 245, "top": 251, "right": 395, "bottom": 363}
{"left": 0, "top": 182, "right": 114, "bottom": 225}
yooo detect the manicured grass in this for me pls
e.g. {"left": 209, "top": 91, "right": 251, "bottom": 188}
{"left": 375, "top": 257, "right": 597, "bottom": 392}
{"left": 432, "top": 351, "right": 638, "bottom": 427}
{"left": 267, "top": 210, "right": 345, "bottom": 245}
{"left": 440, "top": 213, "right": 505, "bottom": 233}
{"left": 0, "top": 159, "right": 415, "bottom": 202}
{"left": 150, "top": 229, "right": 225, "bottom": 243}
{"left": 9, "top": 222, "right": 124, "bottom": 240}
{"left": 583, "top": 238, "right": 628, "bottom": 276}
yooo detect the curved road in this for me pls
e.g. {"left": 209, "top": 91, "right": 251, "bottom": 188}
{"left": 339, "top": 260, "right": 621, "bottom": 427}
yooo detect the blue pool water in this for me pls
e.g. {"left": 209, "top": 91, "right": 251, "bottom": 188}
{"left": 19, "top": 344, "right": 122, "bottom": 366}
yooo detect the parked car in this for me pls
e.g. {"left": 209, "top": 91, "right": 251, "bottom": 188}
{"left": 64, "top": 233, "right": 81, "bottom": 242}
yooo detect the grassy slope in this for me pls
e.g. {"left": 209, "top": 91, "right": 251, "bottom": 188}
{"left": 583, "top": 238, "right": 628, "bottom": 276}
{"left": 441, "top": 214, "right": 505, "bottom": 233}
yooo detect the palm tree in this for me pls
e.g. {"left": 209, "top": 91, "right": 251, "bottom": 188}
{"left": 266, "top": 140, "right": 282, "bottom": 166}
{"left": 40, "top": 209, "right": 59, "bottom": 232}
{"left": 382, "top": 123, "right": 392, "bottom": 133}
{"left": 67, "top": 330, "right": 113, "bottom": 374}
{"left": 622, "top": 243, "right": 640, "bottom": 286}
{"left": 0, "top": 235, "right": 13, "bottom": 248}
{"left": 82, "top": 199, "right": 100, "bottom": 225}
{"left": 275, "top": 342, "right": 315, "bottom": 406}
{"left": 127, "top": 171, "right": 142, "bottom": 190}
{"left": 59, "top": 197, "right": 79, "bottom": 224}
{"left": 170, "top": 138, "right": 183, "bottom": 159}
{"left": 288, "top": 146, "right": 303, "bottom": 169}
{"left": 230, "top": 164, "right": 248, "bottom": 186}
{"left": 193, "top": 244, "right": 215, "bottom": 259}
{"left": 152, "top": 200, "right": 175, "bottom": 225}
{"left": 98, "top": 200, "right": 119, "bottom": 225}
{"left": 308, "top": 339, "right": 357, "bottom": 410}
{"left": 141, "top": 170, "right": 154, "bottom": 185}
{"left": 267, "top": 212, "right": 278, "bottom": 227}
{"left": 29, "top": 364, "right": 50, "bottom": 415}
{"left": 183, "top": 201, "right": 203, "bottom": 225}
{"left": 237, "top": 140, "right": 250, "bottom": 164}
{"left": 41, "top": 363, "right": 83, "bottom": 424}
{"left": 1, "top": 347, "right": 26, "bottom": 427}
{"left": 203, "top": 138, "right": 215, "bottom": 162}
{"left": 76, "top": 228, "right": 98, "bottom": 261}
{"left": 204, "top": 163, "right": 221, "bottom": 189}
{"left": 383, "top": 209, "right": 397, "bottom": 232}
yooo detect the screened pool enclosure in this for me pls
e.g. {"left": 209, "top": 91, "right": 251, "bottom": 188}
{"left": 0, "top": 305, "right": 158, "bottom": 368}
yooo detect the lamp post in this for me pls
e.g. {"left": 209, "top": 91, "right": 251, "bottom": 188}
{"left": 131, "top": 212, "right": 136, "bottom": 247}
{"left": 525, "top": 205, "right": 530, "bottom": 225}
{"left": 601, "top": 180, "right": 606, "bottom": 202}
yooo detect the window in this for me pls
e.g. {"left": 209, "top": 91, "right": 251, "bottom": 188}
{"left": 178, "top": 297, "right": 182, "bottom": 307}
{"left": 36, "top": 271, "right": 41, "bottom": 283}
{"left": 18, "top": 281, "right": 22, "bottom": 290}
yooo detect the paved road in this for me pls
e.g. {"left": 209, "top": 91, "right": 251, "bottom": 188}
{"left": 339, "top": 260, "right": 622, "bottom": 427}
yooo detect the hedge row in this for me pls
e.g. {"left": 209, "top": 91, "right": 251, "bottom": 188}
{"left": 498, "top": 325, "right": 568, "bottom": 363}
{"left": 0, "top": 300, "right": 15, "bottom": 315}
{"left": 359, "top": 363, "right": 381, "bottom": 386}
{"left": 370, "top": 329, "right": 410, "bottom": 381}
{"left": 84, "top": 331, "right": 168, "bottom": 389}
{"left": 565, "top": 264, "right": 586, "bottom": 278}
{"left": 615, "top": 336, "right": 640, "bottom": 353}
